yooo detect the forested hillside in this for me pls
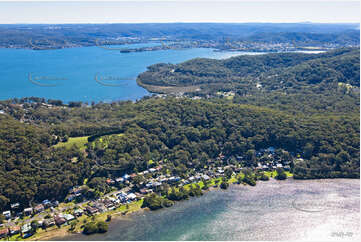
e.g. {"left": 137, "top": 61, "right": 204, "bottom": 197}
{"left": 138, "top": 48, "right": 359, "bottom": 89}
{"left": 137, "top": 48, "right": 360, "bottom": 115}
{"left": 0, "top": 95, "right": 359, "bottom": 211}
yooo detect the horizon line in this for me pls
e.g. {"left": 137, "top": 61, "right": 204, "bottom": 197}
{"left": 0, "top": 22, "right": 359, "bottom": 25}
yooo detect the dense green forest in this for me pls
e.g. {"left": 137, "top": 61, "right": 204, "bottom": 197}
{"left": 138, "top": 48, "right": 360, "bottom": 115}
{"left": 0, "top": 48, "right": 359, "bottom": 212}
{"left": 0, "top": 97, "right": 359, "bottom": 211}
{"left": 138, "top": 48, "right": 359, "bottom": 91}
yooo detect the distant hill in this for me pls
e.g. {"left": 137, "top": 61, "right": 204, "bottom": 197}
{"left": 0, "top": 23, "right": 359, "bottom": 48}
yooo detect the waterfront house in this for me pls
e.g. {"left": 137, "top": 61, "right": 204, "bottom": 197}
{"left": 21, "top": 223, "right": 31, "bottom": 234}
{"left": 85, "top": 206, "right": 98, "bottom": 215}
{"left": 0, "top": 228, "right": 8, "bottom": 238}
{"left": 63, "top": 214, "right": 75, "bottom": 222}
{"left": 23, "top": 208, "right": 33, "bottom": 216}
{"left": 43, "top": 218, "right": 55, "bottom": 228}
{"left": 2, "top": 211, "right": 11, "bottom": 219}
{"left": 202, "top": 175, "right": 210, "bottom": 180}
{"left": 54, "top": 215, "right": 66, "bottom": 226}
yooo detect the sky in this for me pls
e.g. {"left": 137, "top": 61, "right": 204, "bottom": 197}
{"left": 0, "top": 0, "right": 359, "bottom": 24}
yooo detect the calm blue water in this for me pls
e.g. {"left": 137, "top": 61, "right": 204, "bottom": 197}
{"left": 0, "top": 45, "right": 259, "bottom": 103}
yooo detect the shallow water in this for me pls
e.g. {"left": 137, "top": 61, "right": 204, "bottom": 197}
{"left": 56, "top": 179, "right": 360, "bottom": 241}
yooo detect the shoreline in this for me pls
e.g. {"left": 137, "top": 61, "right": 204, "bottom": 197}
{"left": 22, "top": 175, "right": 285, "bottom": 241}
{"left": 21, "top": 174, "right": 360, "bottom": 241}
{"left": 46, "top": 178, "right": 360, "bottom": 241}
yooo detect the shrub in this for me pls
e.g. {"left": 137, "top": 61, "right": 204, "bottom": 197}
{"left": 220, "top": 181, "right": 229, "bottom": 189}
{"left": 275, "top": 168, "right": 287, "bottom": 180}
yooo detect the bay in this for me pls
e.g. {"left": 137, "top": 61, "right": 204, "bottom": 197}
{"left": 0, "top": 45, "right": 261, "bottom": 103}
{"left": 56, "top": 179, "right": 359, "bottom": 241}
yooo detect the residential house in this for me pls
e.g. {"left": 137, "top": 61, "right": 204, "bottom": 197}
{"left": 145, "top": 182, "right": 153, "bottom": 188}
{"left": 54, "top": 215, "right": 66, "bottom": 226}
{"left": 202, "top": 175, "right": 210, "bottom": 180}
{"left": 34, "top": 204, "right": 45, "bottom": 214}
{"left": 69, "top": 186, "right": 83, "bottom": 195}
{"left": 122, "top": 174, "right": 130, "bottom": 180}
{"left": 23, "top": 208, "right": 33, "bottom": 216}
{"left": 127, "top": 193, "right": 137, "bottom": 201}
{"left": 9, "top": 226, "right": 20, "bottom": 235}
{"left": 115, "top": 177, "right": 124, "bottom": 183}
{"left": 139, "top": 189, "right": 149, "bottom": 195}
{"left": 106, "top": 178, "right": 115, "bottom": 185}
{"left": 42, "top": 200, "right": 52, "bottom": 208}
{"left": 10, "top": 203, "right": 19, "bottom": 210}
{"left": 63, "top": 214, "right": 75, "bottom": 222}
{"left": 148, "top": 168, "right": 156, "bottom": 173}
{"left": 0, "top": 228, "right": 8, "bottom": 238}
{"left": 85, "top": 206, "right": 98, "bottom": 215}
{"left": 21, "top": 223, "right": 32, "bottom": 234}
{"left": 43, "top": 218, "right": 55, "bottom": 228}
{"left": 2, "top": 211, "right": 11, "bottom": 219}
{"left": 74, "top": 209, "right": 84, "bottom": 217}
{"left": 168, "top": 176, "right": 180, "bottom": 183}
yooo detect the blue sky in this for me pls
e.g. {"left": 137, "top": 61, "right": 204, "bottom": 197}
{"left": 0, "top": 0, "right": 359, "bottom": 24}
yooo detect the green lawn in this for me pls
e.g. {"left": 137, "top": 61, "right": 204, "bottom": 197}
{"left": 264, "top": 170, "right": 293, "bottom": 178}
{"left": 53, "top": 136, "right": 89, "bottom": 151}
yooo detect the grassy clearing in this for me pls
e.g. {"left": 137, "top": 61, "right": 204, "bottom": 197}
{"left": 53, "top": 136, "right": 89, "bottom": 151}
{"left": 264, "top": 170, "right": 293, "bottom": 178}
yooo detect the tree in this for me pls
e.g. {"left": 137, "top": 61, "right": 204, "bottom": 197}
{"left": 220, "top": 181, "right": 229, "bottom": 189}
{"left": 275, "top": 168, "right": 287, "bottom": 180}
{"left": 30, "top": 220, "right": 39, "bottom": 233}
{"left": 0, "top": 214, "right": 5, "bottom": 223}
{"left": 83, "top": 222, "right": 98, "bottom": 235}
{"left": 96, "top": 221, "right": 108, "bottom": 233}
{"left": 0, "top": 195, "right": 9, "bottom": 210}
